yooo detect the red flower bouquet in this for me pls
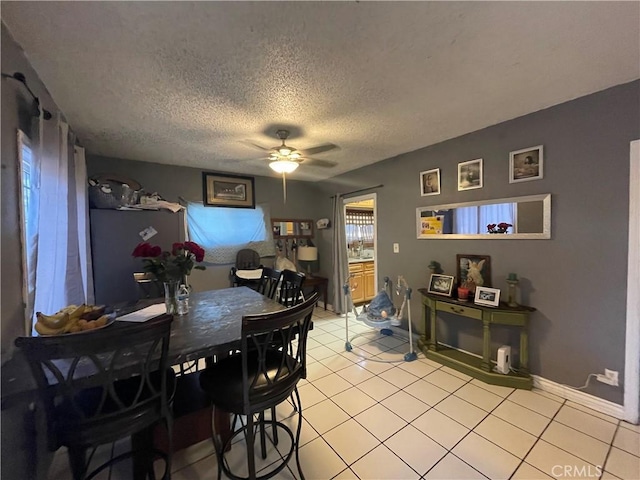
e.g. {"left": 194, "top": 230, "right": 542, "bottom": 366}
{"left": 132, "top": 241, "right": 206, "bottom": 282}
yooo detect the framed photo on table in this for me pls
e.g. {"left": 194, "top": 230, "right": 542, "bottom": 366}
{"left": 474, "top": 286, "right": 501, "bottom": 307}
{"left": 427, "top": 274, "right": 455, "bottom": 297}
{"left": 202, "top": 172, "right": 255, "bottom": 208}
{"left": 456, "top": 254, "right": 491, "bottom": 290}
{"left": 420, "top": 168, "right": 441, "bottom": 196}
{"left": 458, "top": 159, "right": 483, "bottom": 191}
{"left": 509, "top": 145, "right": 544, "bottom": 183}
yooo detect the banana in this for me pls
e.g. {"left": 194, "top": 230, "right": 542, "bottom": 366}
{"left": 36, "top": 312, "right": 70, "bottom": 329}
{"left": 80, "top": 305, "right": 106, "bottom": 321}
{"left": 34, "top": 321, "right": 66, "bottom": 336}
{"left": 67, "top": 304, "right": 87, "bottom": 321}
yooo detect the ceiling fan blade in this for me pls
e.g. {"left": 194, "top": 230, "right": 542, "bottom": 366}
{"left": 303, "top": 157, "right": 338, "bottom": 168}
{"left": 240, "top": 139, "right": 271, "bottom": 151}
{"left": 300, "top": 143, "right": 339, "bottom": 156}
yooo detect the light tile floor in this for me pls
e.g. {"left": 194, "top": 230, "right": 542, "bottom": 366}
{"left": 48, "top": 308, "right": 640, "bottom": 480}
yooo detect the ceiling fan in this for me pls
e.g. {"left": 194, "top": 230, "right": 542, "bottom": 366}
{"left": 244, "top": 129, "right": 339, "bottom": 202}
{"left": 246, "top": 129, "right": 339, "bottom": 173}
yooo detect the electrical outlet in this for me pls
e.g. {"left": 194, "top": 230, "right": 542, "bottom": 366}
{"left": 604, "top": 369, "right": 619, "bottom": 386}
{"left": 393, "top": 243, "right": 399, "bottom": 253}
{"left": 596, "top": 369, "right": 619, "bottom": 386}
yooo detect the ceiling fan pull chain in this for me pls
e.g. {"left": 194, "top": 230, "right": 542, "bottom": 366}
{"left": 282, "top": 173, "right": 287, "bottom": 203}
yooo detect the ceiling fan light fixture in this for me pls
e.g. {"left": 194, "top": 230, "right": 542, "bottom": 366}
{"left": 289, "top": 152, "right": 301, "bottom": 159}
{"left": 269, "top": 159, "right": 299, "bottom": 174}
{"left": 278, "top": 146, "right": 292, "bottom": 156}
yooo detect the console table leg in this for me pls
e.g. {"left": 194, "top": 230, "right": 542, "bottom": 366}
{"left": 520, "top": 328, "right": 529, "bottom": 375}
{"left": 482, "top": 317, "right": 491, "bottom": 372}
{"left": 429, "top": 303, "right": 437, "bottom": 351}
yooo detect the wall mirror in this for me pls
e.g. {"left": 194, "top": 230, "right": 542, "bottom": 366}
{"left": 416, "top": 193, "right": 551, "bottom": 239}
{"left": 271, "top": 218, "right": 314, "bottom": 239}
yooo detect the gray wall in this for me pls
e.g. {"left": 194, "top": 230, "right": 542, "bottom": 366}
{"left": 86, "top": 156, "right": 328, "bottom": 291}
{"left": 317, "top": 81, "right": 640, "bottom": 404}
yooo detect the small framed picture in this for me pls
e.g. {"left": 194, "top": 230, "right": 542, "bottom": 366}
{"left": 427, "top": 274, "right": 455, "bottom": 297}
{"left": 458, "top": 158, "right": 483, "bottom": 191}
{"left": 509, "top": 145, "right": 544, "bottom": 183}
{"left": 474, "top": 286, "right": 501, "bottom": 307}
{"left": 420, "top": 168, "right": 441, "bottom": 196}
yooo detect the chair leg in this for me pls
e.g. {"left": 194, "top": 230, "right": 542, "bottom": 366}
{"left": 246, "top": 413, "right": 256, "bottom": 480}
{"left": 162, "top": 413, "right": 173, "bottom": 480}
{"left": 259, "top": 411, "right": 267, "bottom": 459}
{"left": 293, "top": 387, "right": 306, "bottom": 480}
{"left": 67, "top": 446, "right": 88, "bottom": 480}
{"left": 270, "top": 406, "right": 279, "bottom": 445}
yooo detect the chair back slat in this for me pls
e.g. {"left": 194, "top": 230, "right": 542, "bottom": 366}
{"left": 240, "top": 293, "right": 317, "bottom": 413}
{"left": 278, "top": 270, "right": 306, "bottom": 307}
{"left": 257, "top": 267, "right": 282, "bottom": 300}
{"left": 15, "top": 315, "right": 173, "bottom": 449}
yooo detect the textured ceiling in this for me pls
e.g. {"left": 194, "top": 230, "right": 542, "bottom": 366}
{"left": 2, "top": 2, "right": 639, "bottom": 181}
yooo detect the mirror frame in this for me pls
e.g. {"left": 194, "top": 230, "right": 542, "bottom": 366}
{"left": 416, "top": 193, "right": 551, "bottom": 240}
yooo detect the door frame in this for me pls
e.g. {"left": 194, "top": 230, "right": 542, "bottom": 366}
{"left": 625, "top": 139, "right": 639, "bottom": 424}
{"left": 343, "top": 193, "right": 378, "bottom": 296}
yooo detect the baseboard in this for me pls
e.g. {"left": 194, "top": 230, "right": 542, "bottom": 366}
{"left": 532, "top": 375, "right": 624, "bottom": 420}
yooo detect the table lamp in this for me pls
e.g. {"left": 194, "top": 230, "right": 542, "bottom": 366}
{"left": 297, "top": 246, "right": 318, "bottom": 278}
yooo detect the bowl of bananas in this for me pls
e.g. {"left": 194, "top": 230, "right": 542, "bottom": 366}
{"left": 35, "top": 305, "right": 116, "bottom": 336}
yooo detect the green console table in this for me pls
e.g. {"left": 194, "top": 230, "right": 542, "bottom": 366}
{"left": 417, "top": 288, "right": 534, "bottom": 389}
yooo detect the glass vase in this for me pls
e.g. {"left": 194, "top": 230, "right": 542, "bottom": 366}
{"left": 163, "top": 280, "right": 180, "bottom": 315}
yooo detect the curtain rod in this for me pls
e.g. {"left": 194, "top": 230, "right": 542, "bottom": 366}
{"left": 1, "top": 72, "right": 52, "bottom": 120}
{"left": 329, "top": 184, "right": 383, "bottom": 199}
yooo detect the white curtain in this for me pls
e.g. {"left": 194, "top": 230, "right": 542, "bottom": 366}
{"left": 331, "top": 195, "right": 350, "bottom": 314}
{"left": 32, "top": 115, "right": 92, "bottom": 330}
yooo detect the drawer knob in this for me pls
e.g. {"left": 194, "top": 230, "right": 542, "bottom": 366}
{"left": 452, "top": 307, "right": 465, "bottom": 314}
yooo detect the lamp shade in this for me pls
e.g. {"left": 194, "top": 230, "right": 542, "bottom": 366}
{"left": 297, "top": 246, "right": 318, "bottom": 262}
{"left": 269, "top": 160, "right": 299, "bottom": 174}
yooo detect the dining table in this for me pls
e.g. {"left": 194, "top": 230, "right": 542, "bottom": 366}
{"left": 1, "top": 286, "right": 288, "bottom": 478}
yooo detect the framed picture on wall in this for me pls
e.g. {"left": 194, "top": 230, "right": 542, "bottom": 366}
{"left": 420, "top": 168, "right": 441, "bottom": 196}
{"left": 509, "top": 145, "right": 544, "bottom": 183}
{"left": 474, "top": 286, "right": 501, "bottom": 307}
{"left": 202, "top": 172, "right": 255, "bottom": 208}
{"left": 458, "top": 158, "right": 483, "bottom": 191}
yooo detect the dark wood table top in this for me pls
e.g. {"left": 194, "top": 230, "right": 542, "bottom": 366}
{"left": 2, "top": 287, "right": 284, "bottom": 407}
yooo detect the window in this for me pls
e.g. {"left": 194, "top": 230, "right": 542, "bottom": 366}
{"left": 186, "top": 203, "right": 275, "bottom": 264}
{"left": 454, "top": 203, "right": 516, "bottom": 234}
{"left": 345, "top": 209, "right": 374, "bottom": 244}
{"left": 17, "top": 130, "right": 39, "bottom": 332}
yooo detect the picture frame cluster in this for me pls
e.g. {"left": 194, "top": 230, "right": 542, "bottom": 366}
{"left": 419, "top": 145, "right": 544, "bottom": 196}
{"left": 427, "top": 254, "right": 502, "bottom": 307}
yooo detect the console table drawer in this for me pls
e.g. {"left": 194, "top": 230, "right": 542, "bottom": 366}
{"left": 436, "top": 301, "right": 482, "bottom": 320}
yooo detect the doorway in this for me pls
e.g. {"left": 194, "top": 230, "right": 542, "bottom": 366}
{"left": 343, "top": 193, "right": 377, "bottom": 305}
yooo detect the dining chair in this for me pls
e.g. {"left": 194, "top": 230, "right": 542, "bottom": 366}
{"left": 15, "top": 316, "right": 174, "bottom": 480}
{"left": 134, "top": 271, "right": 163, "bottom": 299}
{"left": 199, "top": 292, "right": 318, "bottom": 480}
{"left": 256, "top": 267, "right": 282, "bottom": 300}
{"left": 278, "top": 270, "right": 306, "bottom": 307}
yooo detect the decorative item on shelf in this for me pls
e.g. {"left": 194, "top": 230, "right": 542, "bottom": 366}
{"left": 132, "top": 241, "right": 206, "bottom": 315}
{"left": 457, "top": 286, "right": 470, "bottom": 301}
{"left": 428, "top": 261, "right": 442, "bottom": 276}
{"left": 487, "top": 222, "right": 513, "bottom": 234}
{"left": 297, "top": 245, "right": 318, "bottom": 278}
{"left": 506, "top": 273, "right": 519, "bottom": 307}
